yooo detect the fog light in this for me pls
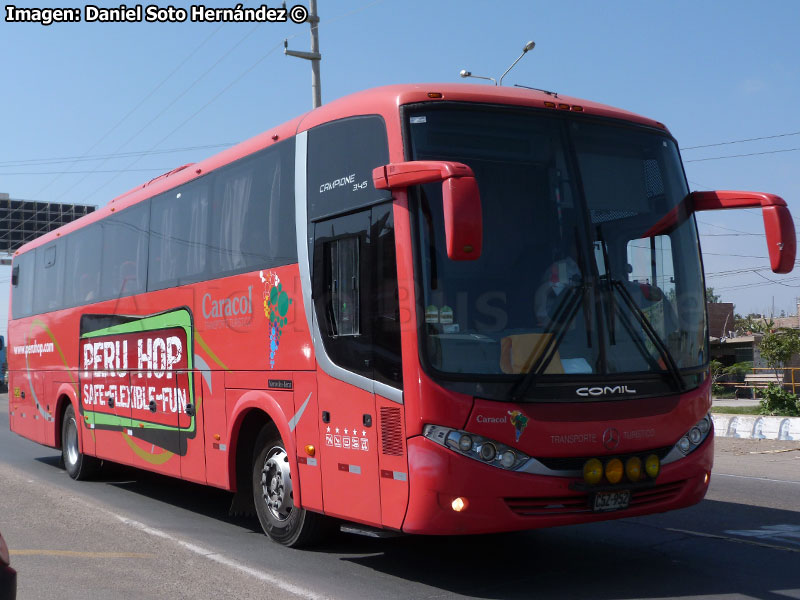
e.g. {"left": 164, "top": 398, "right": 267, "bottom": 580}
{"left": 697, "top": 417, "right": 710, "bottom": 434}
{"left": 678, "top": 437, "right": 692, "bottom": 453}
{"left": 605, "top": 458, "right": 623, "bottom": 484}
{"left": 451, "top": 497, "right": 468, "bottom": 512}
{"left": 500, "top": 451, "right": 516, "bottom": 469}
{"left": 583, "top": 458, "right": 603, "bottom": 485}
{"left": 688, "top": 427, "right": 702, "bottom": 444}
{"left": 645, "top": 454, "right": 660, "bottom": 478}
{"left": 625, "top": 456, "right": 642, "bottom": 482}
{"left": 458, "top": 434, "right": 473, "bottom": 452}
{"left": 479, "top": 442, "right": 497, "bottom": 462}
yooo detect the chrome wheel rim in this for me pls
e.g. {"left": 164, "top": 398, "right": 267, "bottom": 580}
{"left": 260, "top": 446, "right": 293, "bottom": 522}
{"left": 65, "top": 417, "right": 79, "bottom": 466}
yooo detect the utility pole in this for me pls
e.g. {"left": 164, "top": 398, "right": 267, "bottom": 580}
{"left": 284, "top": 0, "right": 322, "bottom": 109}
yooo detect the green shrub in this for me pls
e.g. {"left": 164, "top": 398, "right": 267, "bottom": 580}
{"left": 759, "top": 383, "right": 800, "bottom": 417}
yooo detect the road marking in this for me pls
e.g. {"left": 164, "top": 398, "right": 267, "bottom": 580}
{"left": 714, "top": 472, "right": 800, "bottom": 485}
{"left": 665, "top": 527, "right": 800, "bottom": 553}
{"left": 112, "top": 513, "right": 327, "bottom": 600}
{"left": 11, "top": 550, "right": 154, "bottom": 558}
{"left": 724, "top": 524, "right": 800, "bottom": 547}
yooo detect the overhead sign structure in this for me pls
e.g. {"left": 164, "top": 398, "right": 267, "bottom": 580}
{"left": 0, "top": 196, "right": 95, "bottom": 254}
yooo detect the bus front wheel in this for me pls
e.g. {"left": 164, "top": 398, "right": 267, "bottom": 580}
{"left": 61, "top": 404, "right": 99, "bottom": 480}
{"left": 251, "top": 426, "right": 327, "bottom": 547}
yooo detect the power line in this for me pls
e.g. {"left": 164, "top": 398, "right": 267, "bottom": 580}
{"left": 697, "top": 220, "right": 761, "bottom": 236}
{"left": 32, "top": 23, "right": 227, "bottom": 200}
{"left": 682, "top": 130, "right": 800, "bottom": 150}
{"left": 0, "top": 143, "right": 235, "bottom": 168}
{"left": 1, "top": 168, "right": 170, "bottom": 175}
{"left": 82, "top": 39, "right": 287, "bottom": 203}
{"left": 54, "top": 21, "right": 265, "bottom": 204}
{"left": 81, "top": 0, "right": 387, "bottom": 204}
{"left": 684, "top": 147, "right": 800, "bottom": 163}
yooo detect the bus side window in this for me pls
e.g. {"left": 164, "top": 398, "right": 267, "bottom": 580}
{"left": 100, "top": 201, "right": 149, "bottom": 299}
{"left": 209, "top": 138, "right": 296, "bottom": 278}
{"left": 149, "top": 180, "right": 210, "bottom": 290}
{"left": 11, "top": 251, "right": 35, "bottom": 319}
{"left": 64, "top": 225, "right": 102, "bottom": 307}
{"left": 34, "top": 241, "right": 64, "bottom": 313}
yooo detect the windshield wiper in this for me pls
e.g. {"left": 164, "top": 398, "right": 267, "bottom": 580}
{"left": 611, "top": 280, "right": 684, "bottom": 392}
{"left": 508, "top": 282, "right": 585, "bottom": 401}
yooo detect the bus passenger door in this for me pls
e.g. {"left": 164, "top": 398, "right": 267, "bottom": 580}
{"left": 312, "top": 211, "right": 382, "bottom": 527}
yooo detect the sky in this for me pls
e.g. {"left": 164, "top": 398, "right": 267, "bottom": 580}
{"left": 1, "top": 0, "right": 799, "bottom": 339}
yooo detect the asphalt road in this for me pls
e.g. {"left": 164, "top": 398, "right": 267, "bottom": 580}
{"left": 1, "top": 393, "right": 799, "bottom": 600}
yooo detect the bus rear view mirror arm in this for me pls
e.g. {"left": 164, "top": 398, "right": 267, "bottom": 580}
{"left": 691, "top": 190, "right": 796, "bottom": 274}
{"left": 373, "top": 161, "right": 483, "bottom": 261}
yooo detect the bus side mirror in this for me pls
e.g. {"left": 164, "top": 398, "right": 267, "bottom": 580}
{"left": 691, "top": 191, "right": 796, "bottom": 274}
{"left": 373, "top": 161, "right": 482, "bottom": 260}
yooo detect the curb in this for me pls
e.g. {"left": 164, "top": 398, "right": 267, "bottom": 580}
{"left": 711, "top": 414, "right": 800, "bottom": 441}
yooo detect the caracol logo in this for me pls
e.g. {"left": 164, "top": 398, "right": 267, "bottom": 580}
{"left": 202, "top": 286, "right": 253, "bottom": 319}
{"left": 476, "top": 415, "right": 508, "bottom": 424}
{"left": 576, "top": 385, "right": 638, "bottom": 397}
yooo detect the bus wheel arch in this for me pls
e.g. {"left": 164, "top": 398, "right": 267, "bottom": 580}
{"left": 60, "top": 403, "right": 99, "bottom": 480}
{"left": 55, "top": 394, "right": 71, "bottom": 450}
{"left": 227, "top": 392, "right": 298, "bottom": 497}
{"left": 54, "top": 384, "right": 79, "bottom": 450}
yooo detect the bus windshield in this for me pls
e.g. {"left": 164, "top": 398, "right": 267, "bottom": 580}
{"left": 407, "top": 105, "right": 707, "bottom": 398}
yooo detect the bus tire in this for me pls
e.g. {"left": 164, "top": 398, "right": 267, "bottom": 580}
{"left": 61, "top": 404, "right": 99, "bottom": 480}
{"left": 251, "top": 426, "right": 327, "bottom": 547}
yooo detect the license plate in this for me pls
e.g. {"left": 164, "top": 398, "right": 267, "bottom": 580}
{"left": 592, "top": 490, "right": 631, "bottom": 512}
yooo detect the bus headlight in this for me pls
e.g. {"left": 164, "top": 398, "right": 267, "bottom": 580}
{"left": 423, "top": 424, "right": 530, "bottom": 471}
{"left": 662, "top": 414, "right": 713, "bottom": 465}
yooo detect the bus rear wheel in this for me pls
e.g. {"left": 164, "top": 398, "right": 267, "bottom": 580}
{"left": 61, "top": 404, "right": 99, "bottom": 480}
{"left": 251, "top": 426, "right": 328, "bottom": 547}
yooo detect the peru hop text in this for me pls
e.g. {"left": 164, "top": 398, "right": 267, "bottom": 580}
{"left": 82, "top": 336, "right": 183, "bottom": 380}
{"left": 4, "top": 4, "right": 309, "bottom": 26}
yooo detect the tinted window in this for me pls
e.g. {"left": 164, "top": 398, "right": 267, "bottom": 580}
{"left": 64, "top": 224, "right": 103, "bottom": 307}
{"left": 100, "top": 202, "right": 149, "bottom": 300}
{"left": 313, "top": 211, "right": 373, "bottom": 378}
{"left": 307, "top": 116, "right": 391, "bottom": 221}
{"left": 11, "top": 251, "right": 35, "bottom": 319}
{"left": 371, "top": 204, "right": 402, "bottom": 387}
{"left": 209, "top": 139, "right": 296, "bottom": 277}
{"left": 34, "top": 240, "right": 64, "bottom": 314}
{"left": 149, "top": 178, "right": 211, "bottom": 290}
{"left": 329, "top": 236, "right": 360, "bottom": 336}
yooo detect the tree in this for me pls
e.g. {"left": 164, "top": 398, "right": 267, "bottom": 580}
{"left": 758, "top": 328, "right": 800, "bottom": 379}
{"left": 706, "top": 287, "right": 721, "bottom": 303}
{"left": 734, "top": 314, "right": 772, "bottom": 335}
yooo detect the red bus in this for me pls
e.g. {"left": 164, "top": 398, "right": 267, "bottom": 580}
{"left": 8, "top": 84, "right": 795, "bottom": 547}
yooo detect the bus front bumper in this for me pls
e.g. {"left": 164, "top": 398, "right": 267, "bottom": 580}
{"left": 402, "top": 431, "right": 713, "bottom": 535}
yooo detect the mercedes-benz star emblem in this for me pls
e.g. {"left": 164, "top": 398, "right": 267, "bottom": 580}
{"left": 602, "top": 427, "right": 620, "bottom": 450}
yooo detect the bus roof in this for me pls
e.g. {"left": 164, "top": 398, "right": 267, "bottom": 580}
{"left": 16, "top": 83, "right": 668, "bottom": 256}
